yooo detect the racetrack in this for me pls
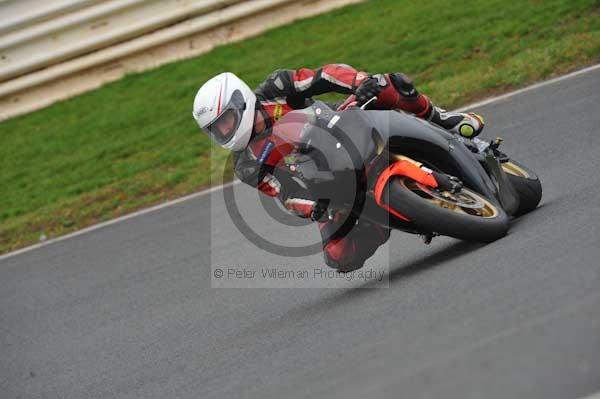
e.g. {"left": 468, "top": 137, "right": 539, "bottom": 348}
{"left": 1, "top": 66, "right": 600, "bottom": 398}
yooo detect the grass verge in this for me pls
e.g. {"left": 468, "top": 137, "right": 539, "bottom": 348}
{"left": 1, "top": 0, "right": 599, "bottom": 254}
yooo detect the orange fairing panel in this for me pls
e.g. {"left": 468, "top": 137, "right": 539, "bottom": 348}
{"left": 373, "top": 160, "right": 438, "bottom": 222}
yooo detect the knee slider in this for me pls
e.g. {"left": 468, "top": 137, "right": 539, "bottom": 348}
{"left": 323, "top": 253, "right": 364, "bottom": 272}
{"left": 323, "top": 241, "right": 365, "bottom": 272}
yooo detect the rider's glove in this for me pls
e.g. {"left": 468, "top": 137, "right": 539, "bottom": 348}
{"left": 355, "top": 76, "right": 383, "bottom": 105}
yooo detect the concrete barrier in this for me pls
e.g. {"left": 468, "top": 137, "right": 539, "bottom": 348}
{"left": 0, "top": 0, "right": 243, "bottom": 82}
{"left": 0, "top": 0, "right": 99, "bottom": 35}
{"left": 0, "top": 0, "right": 365, "bottom": 121}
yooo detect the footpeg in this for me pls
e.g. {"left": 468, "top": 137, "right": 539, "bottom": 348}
{"left": 489, "top": 136, "right": 510, "bottom": 162}
{"left": 489, "top": 136, "right": 503, "bottom": 151}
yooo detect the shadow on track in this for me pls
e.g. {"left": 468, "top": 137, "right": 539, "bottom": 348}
{"left": 291, "top": 240, "right": 486, "bottom": 315}
{"left": 215, "top": 240, "right": 488, "bottom": 350}
{"left": 387, "top": 240, "right": 486, "bottom": 284}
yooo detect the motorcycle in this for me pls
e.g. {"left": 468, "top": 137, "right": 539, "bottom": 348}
{"left": 269, "top": 97, "right": 542, "bottom": 244}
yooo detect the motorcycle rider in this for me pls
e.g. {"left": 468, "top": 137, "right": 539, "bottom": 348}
{"left": 193, "top": 64, "right": 484, "bottom": 272}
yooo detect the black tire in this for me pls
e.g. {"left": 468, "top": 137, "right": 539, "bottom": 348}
{"left": 385, "top": 177, "right": 509, "bottom": 243}
{"left": 502, "top": 160, "right": 542, "bottom": 216}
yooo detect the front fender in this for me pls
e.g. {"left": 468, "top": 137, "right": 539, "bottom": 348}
{"left": 372, "top": 159, "right": 439, "bottom": 222}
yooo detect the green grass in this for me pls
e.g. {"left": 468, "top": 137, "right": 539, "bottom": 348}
{"left": 1, "top": 0, "right": 599, "bottom": 254}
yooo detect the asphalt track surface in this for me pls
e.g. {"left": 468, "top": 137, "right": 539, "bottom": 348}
{"left": 2, "top": 67, "right": 600, "bottom": 399}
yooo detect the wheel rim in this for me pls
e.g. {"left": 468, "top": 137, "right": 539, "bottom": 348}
{"left": 502, "top": 161, "right": 530, "bottom": 178}
{"left": 399, "top": 178, "right": 499, "bottom": 218}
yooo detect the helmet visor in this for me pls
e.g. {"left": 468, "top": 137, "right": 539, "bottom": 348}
{"left": 204, "top": 90, "right": 247, "bottom": 145}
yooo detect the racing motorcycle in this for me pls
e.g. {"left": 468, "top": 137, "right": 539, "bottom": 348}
{"left": 270, "top": 97, "right": 542, "bottom": 244}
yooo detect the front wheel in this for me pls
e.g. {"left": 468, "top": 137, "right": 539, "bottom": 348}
{"left": 384, "top": 177, "right": 509, "bottom": 243}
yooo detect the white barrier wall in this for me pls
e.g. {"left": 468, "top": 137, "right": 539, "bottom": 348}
{"left": 0, "top": 0, "right": 100, "bottom": 35}
{"left": 0, "top": 0, "right": 243, "bottom": 81}
{"left": 0, "top": 0, "right": 364, "bottom": 121}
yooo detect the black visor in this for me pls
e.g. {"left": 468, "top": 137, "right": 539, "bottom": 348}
{"left": 205, "top": 90, "right": 247, "bottom": 145}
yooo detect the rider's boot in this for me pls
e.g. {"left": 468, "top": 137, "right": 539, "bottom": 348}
{"left": 427, "top": 106, "right": 485, "bottom": 138}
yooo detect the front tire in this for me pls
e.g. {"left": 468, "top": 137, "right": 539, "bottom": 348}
{"left": 384, "top": 177, "right": 509, "bottom": 243}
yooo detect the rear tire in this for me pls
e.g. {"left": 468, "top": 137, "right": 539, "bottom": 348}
{"left": 502, "top": 160, "right": 542, "bottom": 216}
{"left": 385, "top": 177, "right": 509, "bottom": 243}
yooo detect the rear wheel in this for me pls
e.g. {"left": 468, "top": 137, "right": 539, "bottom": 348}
{"left": 501, "top": 160, "right": 542, "bottom": 216}
{"left": 385, "top": 177, "right": 509, "bottom": 242}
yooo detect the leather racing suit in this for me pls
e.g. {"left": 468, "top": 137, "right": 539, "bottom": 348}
{"left": 233, "top": 64, "right": 476, "bottom": 271}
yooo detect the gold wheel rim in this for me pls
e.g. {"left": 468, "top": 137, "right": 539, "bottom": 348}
{"left": 502, "top": 161, "right": 530, "bottom": 178}
{"left": 399, "top": 179, "right": 499, "bottom": 219}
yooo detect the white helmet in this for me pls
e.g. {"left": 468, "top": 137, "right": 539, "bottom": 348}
{"left": 192, "top": 72, "right": 257, "bottom": 151}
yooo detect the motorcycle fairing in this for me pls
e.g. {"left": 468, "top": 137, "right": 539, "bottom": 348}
{"left": 363, "top": 110, "right": 504, "bottom": 205}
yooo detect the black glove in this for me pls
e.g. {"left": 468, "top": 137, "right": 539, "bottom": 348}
{"left": 355, "top": 76, "right": 382, "bottom": 105}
